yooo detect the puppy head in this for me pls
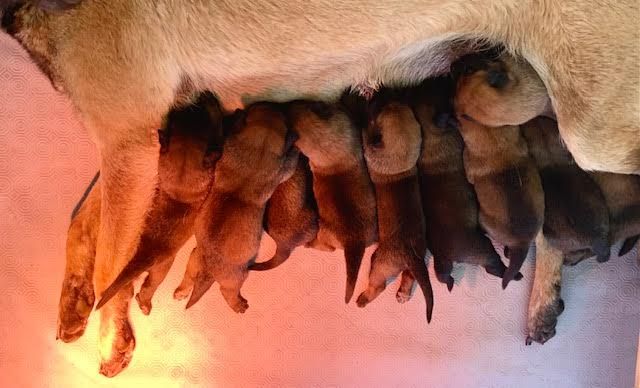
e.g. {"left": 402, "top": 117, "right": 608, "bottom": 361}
{"left": 363, "top": 99, "right": 421, "bottom": 177}
{"left": 158, "top": 92, "right": 224, "bottom": 203}
{"left": 287, "top": 100, "right": 362, "bottom": 172}
{"left": 521, "top": 117, "right": 572, "bottom": 168}
{"left": 454, "top": 54, "right": 549, "bottom": 127}
{"left": 215, "top": 102, "right": 299, "bottom": 203}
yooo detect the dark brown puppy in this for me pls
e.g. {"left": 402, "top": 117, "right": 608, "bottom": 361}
{"left": 95, "top": 92, "right": 224, "bottom": 312}
{"left": 173, "top": 103, "right": 299, "bottom": 312}
{"left": 355, "top": 90, "right": 434, "bottom": 322}
{"left": 521, "top": 117, "right": 610, "bottom": 265}
{"left": 455, "top": 116, "right": 544, "bottom": 289}
{"left": 251, "top": 154, "right": 319, "bottom": 271}
{"left": 589, "top": 172, "right": 640, "bottom": 256}
{"left": 288, "top": 100, "right": 378, "bottom": 303}
{"left": 412, "top": 78, "right": 511, "bottom": 290}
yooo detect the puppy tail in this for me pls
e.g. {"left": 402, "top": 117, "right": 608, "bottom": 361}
{"left": 407, "top": 254, "right": 434, "bottom": 323}
{"left": 249, "top": 246, "right": 293, "bottom": 271}
{"left": 344, "top": 242, "right": 365, "bottom": 304}
{"left": 619, "top": 235, "right": 639, "bottom": 257}
{"left": 185, "top": 273, "right": 215, "bottom": 309}
{"left": 96, "top": 253, "right": 160, "bottom": 310}
{"left": 502, "top": 244, "right": 530, "bottom": 289}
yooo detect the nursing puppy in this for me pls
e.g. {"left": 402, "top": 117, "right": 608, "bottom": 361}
{"left": 589, "top": 172, "right": 640, "bottom": 257}
{"left": 173, "top": 103, "right": 299, "bottom": 312}
{"left": 454, "top": 52, "right": 554, "bottom": 127}
{"left": 522, "top": 117, "right": 610, "bottom": 265}
{"left": 251, "top": 155, "right": 319, "bottom": 271}
{"left": 355, "top": 90, "right": 434, "bottom": 322}
{"left": 412, "top": 78, "right": 512, "bottom": 290}
{"left": 4, "top": 0, "right": 637, "bottom": 375}
{"left": 288, "top": 100, "right": 378, "bottom": 304}
{"left": 94, "top": 92, "right": 225, "bottom": 316}
{"left": 455, "top": 115, "right": 544, "bottom": 289}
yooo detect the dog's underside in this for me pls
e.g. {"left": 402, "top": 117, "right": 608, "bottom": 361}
{"left": 2, "top": 0, "right": 639, "bottom": 377}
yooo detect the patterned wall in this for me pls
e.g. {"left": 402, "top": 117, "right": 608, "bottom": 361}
{"left": 0, "top": 33, "right": 638, "bottom": 388}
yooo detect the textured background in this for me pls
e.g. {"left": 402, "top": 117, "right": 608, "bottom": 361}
{"left": 0, "top": 32, "right": 638, "bottom": 388}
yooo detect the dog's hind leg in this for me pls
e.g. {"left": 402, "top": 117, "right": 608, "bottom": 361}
{"left": 136, "top": 256, "right": 175, "bottom": 315}
{"left": 396, "top": 270, "right": 415, "bottom": 303}
{"left": 526, "top": 231, "right": 565, "bottom": 346}
{"left": 93, "top": 138, "right": 159, "bottom": 377}
{"left": 57, "top": 175, "right": 101, "bottom": 343}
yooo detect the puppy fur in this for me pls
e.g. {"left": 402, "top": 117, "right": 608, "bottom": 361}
{"left": 356, "top": 90, "right": 434, "bottom": 323}
{"left": 4, "top": 0, "right": 638, "bottom": 375}
{"left": 173, "top": 103, "right": 299, "bottom": 312}
{"left": 412, "top": 78, "right": 512, "bottom": 290}
{"left": 288, "top": 100, "right": 378, "bottom": 304}
{"left": 455, "top": 116, "right": 544, "bottom": 289}
{"left": 522, "top": 117, "right": 611, "bottom": 265}
{"left": 589, "top": 172, "right": 640, "bottom": 256}
{"left": 94, "top": 92, "right": 225, "bottom": 314}
{"left": 251, "top": 154, "right": 319, "bottom": 271}
{"left": 455, "top": 52, "right": 553, "bottom": 127}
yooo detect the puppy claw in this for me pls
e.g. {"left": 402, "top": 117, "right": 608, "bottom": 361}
{"left": 173, "top": 285, "right": 191, "bottom": 301}
{"left": 395, "top": 290, "right": 411, "bottom": 304}
{"left": 231, "top": 296, "right": 249, "bottom": 314}
{"left": 525, "top": 336, "right": 533, "bottom": 346}
{"left": 356, "top": 293, "right": 370, "bottom": 308}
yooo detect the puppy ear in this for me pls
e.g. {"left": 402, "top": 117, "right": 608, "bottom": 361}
{"left": 223, "top": 108, "right": 246, "bottom": 137}
{"left": 308, "top": 101, "right": 333, "bottom": 120}
{"left": 486, "top": 69, "right": 509, "bottom": 88}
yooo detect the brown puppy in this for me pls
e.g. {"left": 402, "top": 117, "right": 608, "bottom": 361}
{"left": 454, "top": 52, "right": 553, "bottom": 128}
{"left": 94, "top": 92, "right": 225, "bottom": 316}
{"left": 355, "top": 90, "right": 434, "bottom": 322}
{"left": 173, "top": 103, "right": 299, "bottom": 312}
{"left": 455, "top": 115, "right": 544, "bottom": 289}
{"left": 251, "top": 154, "right": 319, "bottom": 271}
{"left": 589, "top": 172, "right": 640, "bottom": 256}
{"left": 287, "top": 100, "right": 378, "bottom": 304}
{"left": 522, "top": 117, "right": 610, "bottom": 265}
{"left": 412, "top": 78, "right": 512, "bottom": 290}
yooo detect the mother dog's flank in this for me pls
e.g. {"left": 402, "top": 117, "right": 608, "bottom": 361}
{"left": 288, "top": 100, "right": 378, "bottom": 304}
{"left": 356, "top": 89, "right": 434, "bottom": 322}
{"left": 2, "top": 0, "right": 638, "bottom": 377}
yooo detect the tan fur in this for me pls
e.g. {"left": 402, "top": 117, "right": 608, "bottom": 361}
{"left": 357, "top": 97, "right": 433, "bottom": 322}
{"left": 173, "top": 103, "right": 299, "bottom": 313}
{"left": 526, "top": 231, "right": 565, "bottom": 345}
{"left": 457, "top": 117, "right": 544, "bottom": 288}
{"left": 5, "top": 0, "right": 637, "bottom": 375}
{"left": 288, "top": 100, "right": 377, "bottom": 303}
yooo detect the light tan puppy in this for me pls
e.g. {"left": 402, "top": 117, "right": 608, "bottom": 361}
{"left": 173, "top": 103, "right": 299, "bottom": 312}
{"left": 251, "top": 155, "right": 319, "bottom": 271}
{"left": 356, "top": 90, "right": 434, "bottom": 322}
{"left": 287, "top": 100, "right": 378, "bottom": 304}
{"left": 3, "top": 0, "right": 638, "bottom": 375}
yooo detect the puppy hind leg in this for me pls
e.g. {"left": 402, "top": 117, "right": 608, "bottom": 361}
{"left": 526, "top": 231, "right": 565, "bottom": 345}
{"left": 136, "top": 257, "right": 175, "bottom": 315}
{"left": 174, "top": 247, "right": 199, "bottom": 301}
{"left": 344, "top": 242, "right": 366, "bottom": 304}
{"left": 217, "top": 270, "right": 250, "bottom": 313}
{"left": 94, "top": 139, "right": 158, "bottom": 377}
{"left": 58, "top": 177, "right": 101, "bottom": 343}
{"left": 396, "top": 270, "right": 415, "bottom": 304}
{"left": 356, "top": 250, "right": 394, "bottom": 308}
{"left": 433, "top": 254, "right": 454, "bottom": 292}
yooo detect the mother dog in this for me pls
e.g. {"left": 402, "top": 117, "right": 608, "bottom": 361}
{"left": 2, "top": 0, "right": 639, "bottom": 377}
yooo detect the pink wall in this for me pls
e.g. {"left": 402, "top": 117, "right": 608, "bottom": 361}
{"left": 0, "top": 33, "right": 638, "bottom": 387}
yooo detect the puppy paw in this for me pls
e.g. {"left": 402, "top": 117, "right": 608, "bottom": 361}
{"left": 395, "top": 289, "right": 412, "bottom": 304}
{"left": 173, "top": 285, "right": 192, "bottom": 301}
{"left": 98, "top": 319, "right": 136, "bottom": 377}
{"left": 356, "top": 293, "right": 370, "bottom": 308}
{"left": 526, "top": 294, "right": 565, "bottom": 345}
{"left": 57, "top": 274, "right": 95, "bottom": 343}
{"left": 231, "top": 296, "right": 249, "bottom": 314}
{"left": 135, "top": 293, "right": 152, "bottom": 316}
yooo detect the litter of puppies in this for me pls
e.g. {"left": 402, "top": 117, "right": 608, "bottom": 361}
{"left": 58, "top": 49, "right": 640, "bottom": 371}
